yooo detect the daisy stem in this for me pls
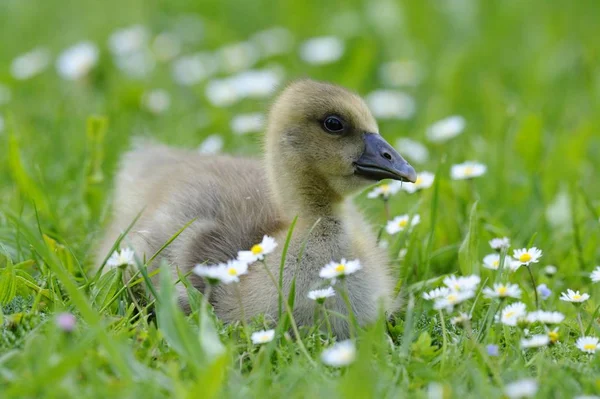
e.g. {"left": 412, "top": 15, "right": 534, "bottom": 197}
{"left": 340, "top": 279, "right": 357, "bottom": 339}
{"left": 576, "top": 310, "right": 585, "bottom": 336}
{"left": 438, "top": 310, "right": 448, "bottom": 370}
{"left": 525, "top": 266, "right": 539, "bottom": 309}
{"left": 234, "top": 283, "right": 253, "bottom": 348}
{"left": 322, "top": 305, "right": 333, "bottom": 339}
{"left": 259, "top": 260, "right": 316, "bottom": 367}
{"left": 383, "top": 199, "right": 390, "bottom": 221}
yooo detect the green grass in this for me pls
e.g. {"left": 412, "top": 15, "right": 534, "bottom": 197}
{"left": 1, "top": 0, "right": 600, "bottom": 397}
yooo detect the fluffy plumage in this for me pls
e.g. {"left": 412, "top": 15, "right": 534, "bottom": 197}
{"left": 97, "top": 79, "right": 416, "bottom": 337}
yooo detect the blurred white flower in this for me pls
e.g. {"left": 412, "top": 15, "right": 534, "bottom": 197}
{"left": 426, "top": 115, "right": 466, "bottom": 143}
{"left": 386, "top": 214, "right": 420, "bottom": 235}
{"left": 505, "top": 378, "right": 538, "bottom": 399}
{"left": 489, "top": 237, "right": 510, "bottom": 251}
{"left": 10, "top": 48, "right": 51, "bottom": 80}
{"left": 400, "top": 171, "right": 434, "bottom": 194}
{"left": 512, "top": 247, "right": 542, "bottom": 266}
{"left": 450, "top": 161, "right": 487, "bottom": 180}
{"left": 308, "top": 287, "right": 335, "bottom": 303}
{"left": 482, "top": 253, "right": 519, "bottom": 271}
{"left": 198, "top": 134, "right": 224, "bottom": 155}
{"left": 433, "top": 289, "right": 475, "bottom": 311}
{"left": 217, "top": 41, "right": 260, "bottom": 73}
{"left": 545, "top": 189, "right": 571, "bottom": 230}
{"left": 230, "top": 113, "right": 265, "bottom": 135}
{"left": 422, "top": 287, "right": 450, "bottom": 301}
{"left": 526, "top": 310, "right": 564, "bottom": 325}
{"left": 559, "top": 289, "right": 590, "bottom": 303}
{"left": 299, "top": 36, "right": 344, "bottom": 65}
{"left": 575, "top": 336, "right": 599, "bottom": 354}
{"left": 251, "top": 329, "right": 275, "bottom": 345}
{"left": 500, "top": 302, "right": 527, "bottom": 326}
{"left": 366, "top": 181, "right": 403, "bottom": 199}
{"left": 193, "top": 264, "right": 227, "bottom": 284}
{"left": 483, "top": 283, "right": 521, "bottom": 299}
{"left": 108, "top": 25, "right": 149, "bottom": 56}
{"left": 544, "top": 265, "right": 557, "bottom": 276}
{"left": 238, "top": 235, "right": 277, "bottom": 263}
{"left": 320, "top": 259, "right": 361, "bottom": 280}
{"left": 0, "top": 84, "right": 12, "bottom": 106}
{"left": 56, "top": 42, "right": 99, "bottom": 80}
{"left": 321, "top": 340, "right": 356, "bottom": 367}
{"left": 205, "top": 68, "right": 282, "bottom": 107}
{"left": 395, "top": 138, "right": 429, "bottom": 164}
{"left": 251, "top": 27, "right": 293, "bottom": 57}
{"left": 152, "top": 32, "right": 181, "bottom": 62}
{"left": 106, "top": 247, "right": 135, "bottom": 268}
{"left": 590, "top": 266, "right": 600, "bottom": 283}
{"left": 365, "top": 90, "right": 415, "bottom": 120}
{"left": 141, "top": 89, "right": 171, "bottom": 114}
{"left": 450, "top": 312, "right": 471, "bottom": 325}
{"left": 520, "top": 334, "right": 550, "bottom": 349}
{"left": 114, "top": 51, "right": 155, "bottom": 79}
{"left": 172, "top": 53, "right": 217, "bottom": 86}
{"left": 379, "top": 60, "right": 423, "bottom": 87}
{"left": 443, "top": 275, "right": 481, "bottom": 292}
{"left": 194, "top": 260, "right": 248, "bottom": 284}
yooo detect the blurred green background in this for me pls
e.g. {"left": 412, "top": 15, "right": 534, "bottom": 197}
{"left": 1, "top": 0, "right": 599, "bottom": 286}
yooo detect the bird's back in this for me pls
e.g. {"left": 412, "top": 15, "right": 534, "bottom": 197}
{"left": 97, "top": 143, "right": 283, "bottom": 275}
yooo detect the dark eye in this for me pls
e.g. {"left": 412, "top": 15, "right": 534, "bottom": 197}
{"left": 323, "top": 116, "right": 345, "bottom": 133}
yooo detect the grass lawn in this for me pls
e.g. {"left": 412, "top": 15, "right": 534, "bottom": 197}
{"left": 1, "top": 0, "right": 600, "bottom": 397}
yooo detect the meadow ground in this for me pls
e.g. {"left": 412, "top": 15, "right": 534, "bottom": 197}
{"left": 1, "top": 0, "right": 600, "bottom": 397}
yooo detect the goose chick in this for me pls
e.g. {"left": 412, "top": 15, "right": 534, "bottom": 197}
{"left": 98, "top": 79, "right": 417, "bottom": 338}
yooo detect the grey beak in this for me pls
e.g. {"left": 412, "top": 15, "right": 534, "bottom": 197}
{"left": 354, "top": 133, "right": 417, "bottom": 183}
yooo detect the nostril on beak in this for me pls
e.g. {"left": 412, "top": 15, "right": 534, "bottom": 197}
{"left": 381, "top": 151, "right": 392, "bottom": 161}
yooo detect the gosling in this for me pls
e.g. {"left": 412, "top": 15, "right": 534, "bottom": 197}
{"left": 98, "top": 79, "right": 417, "bottom": 338}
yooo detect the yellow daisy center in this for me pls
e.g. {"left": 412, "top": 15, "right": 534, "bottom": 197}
{"left": 380, "top": 184, "right": 390, "bottom": 192}
{"left": 228, "top": 268, "right": 238, "bottom": 276}
{"left": 505, "top": 311, "right": 514, "bottom": 318}
{"left": 573, "top": 294, "right": 581, "bottom": 300}
{"left": 398, "top": 219, "right": 408, "bottom": 228}
{"left": 498, "top": 286, "right": 508, "bottom": 296}
{"left": 415, "top": 176, "right": 423, "bottom": 185}
{"left": 447, "top": 294, "right": 457, "bottom": 302}
{"left": 519, "top": 253, "right": 532, "bottom": 263}
{"left": 583, "top": 343, "right": 596, "bottom": 351}
{"left": 464, "top": 166, "right": 474, "bottom": 176}
{"left": 335, "top": 264, "right": 346, "bottom": 273}
{"left": 492, "top": 260, "right": 499, "bottom": 267}
{"left": 251, "top": 244, "right": 263, "bottom": 255}
{"left": 548, "top": 331, "right": 559, "bottom": 342}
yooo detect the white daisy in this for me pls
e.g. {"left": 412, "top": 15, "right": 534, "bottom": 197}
{"left": 220, "top": 260, "right": 249, "bottom": 284}
{"left": 544, "top": 265, "right": 557, "bottom": 276}
{"left": 426, "top": 115, "right": 465, "bottom": 143}
{"left": 489, "top": 237, "right": 510, "bottom": 251}
{"left": 365, "top": 90, "right": 415, "bottom": 120}
{"left": 307, "top": 287, "right": 335, "bottom": 303}
{"left": 10, "top": 48, "right": 51, "bottom": 80}
{"left": 559, "top": 289, "right": 590, "bottom": 303}
{"left": 56, "top": 41, "right": 99, "bottom": 80}
{"left": 366, "top": 181, "right": 403, "bottom": 199}
{"left": 319, "top": 259, "right": 361, "bottom": 280}
{"left": 385, "top": 214, "right": 420, "bottom": 235}
{"left": 450, "top": 312, "right": 471, "bottom": 325}
{"left": 106, "top": 248, "right": 135, "bottom": 268}
{"left": 442, "top": 275, "right": 481, "bottom": 292}
{"left": 483, "top": 283, "right": 521, "bottom": 299}
{"left": 299, "top": 36, "right": 345, "bottom": 65}
{"left": 193, "top": 264, "right": 227, "bottom": 284}
{"left": 251, "top": 329, "right": 275, "bottom": 345}
{"left": 433, "top": 290, "right": 475, "bottom": 311}
{"left": 422, "top": 287, "right": 450, "bottom": 301}
{"left": 198, "top": 134, "right": 224, "bottom": 155}
{"left": 525, "top": 311, "right": 564, "bottom": 325}
{"left": 505, "top": 378, "right": 538, "bottom": 399}
{"left": 395, "top": 138, "right": 429, "bottom": 164}
{"left": 575, "top": 336, "right": 599, "bottom": 354}
{"left": 482, "top": 253, "right": 518, "bottom": 271}
{"left": 141, "top": 89, "right": 171, "bottom": 114}
{"left": 590, "top": 266, "right": 600, "bottom": 283}
{"left": 108, "top": 25, "right": 149, "bottom": 56}
{"left": 400, "top": 172, "right": 435, "bottom": 194}
{"left": 321, "top": 340, "right": 356, "bottom": 367}
{"left": 230, "top": 113, "right": 265, "bottom": 135}
{"left": 512, "top": 247, "right": 543, "bottom": 266}
{"left": 238, "top": 235, "right": 277, "bottom": 263}
{"left": 450, "top": 161, "right": 487, "bottom": 180}
{"left": 520, "top": 334, "right": 550, "bottom": 349}
{"left": 500, "top": 302, "right": 527, "bottom": 326}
